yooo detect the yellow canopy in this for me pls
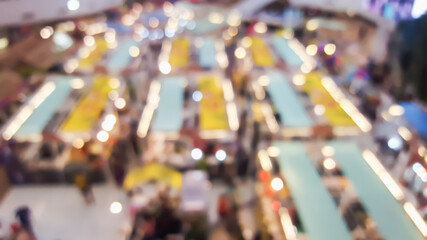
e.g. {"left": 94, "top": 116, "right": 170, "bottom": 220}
{"left": 123, "top": 163, "right": 182, "bottom": 190}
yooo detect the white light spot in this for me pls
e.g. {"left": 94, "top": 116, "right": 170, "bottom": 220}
{"left": 388, "top": 136, "right": 403, "bottom": 151}
{"left": 192, "top": 91, "right": 203, "bottom": 102}
{"left": 40, "top": 26, "right": 54, "bottom": 39}
{"left": 215, "top": 149, "right": 226, "bottom": 161}
{"left": 323, "top": 158, "right": 337, "bottom": 170}
{"left": 191, "top": 148, "right": 203, "bottom": 161}
{"left": 324, "top": 43, "right": 336, "bottom": 55}
{"left": 114, "top": 98, "right": 126, "bottom": 109}
{"left": 72, "top": 138, "right": 84, "bottom": 149}
{"left": 314, "top": 104, "right": 325, "bottom": 116}
{"left": 234, "top": 47, "right": 246, "bottom": 59}
{"left": 321, "top": 146, "right": 335, "bottom": 157}
{"left": 96, "top": 130, "right": 109, "bottom": 142}
{"left": 306, "top": 44, "right": 318, "bottom": 56}
{"left": 271, "top": 177, "right": 284, "bottom": 191}
{"left": 254, "top": 22, "right": 267, "bottom": 34}
{"left": 129, "top": 46, "right": 140, "bottom": 57}
{"left": 70, "top": 78, "right": 84, "bottom": 89}
{"left": 159, "top": 61, "right": 171, "bottom": 74}
{"left": 67, "top": 0, "right": 80, "bottom": 11}
{"left": 110, "top": 201, "right": 122, "bottom": 214}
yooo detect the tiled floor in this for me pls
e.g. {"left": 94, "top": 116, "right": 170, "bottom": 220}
{"left": 0, "top": 184, "right": 130, "bottom": 240}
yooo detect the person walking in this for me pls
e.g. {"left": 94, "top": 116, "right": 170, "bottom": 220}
{"left": 74, "top": 174, "right": 95, "bottom": 205}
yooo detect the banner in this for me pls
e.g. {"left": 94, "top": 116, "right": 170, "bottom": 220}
{"left": 169, "top": 38, "right": 190, "bottom": 67}
{"left": 303, "top": 72, "right": 355, "bottom": 126}
{"left": 61, "top": 75, "right": 114, "bottom": 132}
{"left": 198, "top": 75, "right": 228, "bottom": 130}
{"left": 250, "top": 37, "right": 275, "bottom": 67}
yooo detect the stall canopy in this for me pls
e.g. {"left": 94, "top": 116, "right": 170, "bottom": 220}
{"left": 303, "top": 72, "right": 355, "bottom": 126}
{"left": 400, "top": 101, "right": 427, "bottom": 138}
{"left": 123, "top": 163, "right": 182, "bottom": 190}
{"left": 250, "top": 37, "right": 275, "bottom": 67}
{"left": 169, "top": 38, "right": 190, "bottom": 67}
{"left": 151, "top": 76, "right": 185, "bottom": 132}
{"left": 15, "top": 76, "right": 73, "bottom": 141}
{"left": 274, "top": 141, "right": 352, "bottom": 240}
{"left": 198, "top": 75, "right": 228, "bottom": 130}
{"left": 106, "top": 38, "right": 138, "bottom": 73}
{"left": 198, "top": 38, "right": 217, "bottom": 69}
{"left": 272, "top": 36, "right": 303, "bottom": 67}
{"left": 330, "top": 141, "right": 424, "bottom": 240}
{"left": 61, "top": 75, "right": 115, "bottom": 133}
{"left": 266, "top": 70, "right": 313, "bottom": 128}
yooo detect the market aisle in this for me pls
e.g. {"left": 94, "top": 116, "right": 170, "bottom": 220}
{"left": 0, "top": 185, "right": 130, "bottom": 240}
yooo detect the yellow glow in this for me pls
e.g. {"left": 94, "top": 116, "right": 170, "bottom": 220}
{"left": 64, "top": 59, "right": 79, "bottom": 74}
{"left": 306, "top": 44, "right": 318, "bottom": 56}
{"left": 306, "top": 19, "right": 319, "bottom": 31}
{"left": 71, "top": 78, "right": 84, "bottom": 89}
{"left": 267, "top": 146, "right": 280, "bottom": 158}
{"left": 129, "top": 46, "right": 140, "bottom": 57}
{"left": 324, "top": 43, "right": 336, "bottom": 55}
{"left": 137, "top": 81, "right": 161, "bottom": 138}
{"left": 215, "top": 40, "right": 228, "bottom": 69}
{"left": 208, "top": 12, "right": 224, "bottom": 24}
{"left": 254, "top": 22, "right": 267, "bottom": 34}
{"left": 241, "top": 37, "right": 252, "bottom": 48}
{"left": 114, "top": 98, "right": 126, "bottom": 109}
{"left": 418, "top": 146, "right": 426, "bottom": 157}
{"left": 227, "top": 11, "right": 242, "bottom": 27}
{"left": 72, "top": 138, "right": 84, "bottom": 149}
{"left": 323, "top": 158, "right": 337, "bottom": 170}
{"left": 388, "top": 104, "right": 405, "bottom": 116}
{"left": 226, "top": 102, "right": 239, "bottom": 131}
{"left": 227, "top": 27, "right": 238, "bottom": 37}
{"left": 261, "top": 103, "right": 279, "bottom": 133}
{"left": 321, "top": 76, "right": 372, "bottom": 132}
{"left": 251, "top": 81, "right": 265, "bottom": 100}
{"left": 2, "top": 82, "right": 55, "bottom": 140}
{"left": 122, "top": 15, "right": 134, "bottom": 26}
{"left": 292, "top": 74, "right": 306, "bottom": 86}
{"left": 398, "top": 126, "right": 412, "bottom": 141}
{"left": 403, "top": 202, "right": 427, "bottom": 237}
{"left": 83, "top": 35, "right": 95, "bottom": 47}
{"left": 96, "top": 130, "right": 109, "bottom": 142}
{"left": 149, "top": 17, "right": 159, "bottom": 28}
{"left": 314, "top": 104, "right": 326, "bottom": 116}
{"left": 159, "top": 61, "right": 171, "bottom": 74}
{"left": 363, "top": 150, "right": 404, "bottom": 200}
{"left": 258, "top": 150, "right": 272, "bottom": 171}
{"left": 288, "top": 39, "right": 316, "bottom": 71}
{"left": 104, "top": 29, "right": 116, "bottom": 43}
{"left": 322, "top": 146, "right": 335, "bottom": 157}
{"left": 101, "top": 114, "right": 117, "bottom": 132}
{"left": 0, "top": 38, "right": 9, "bottom": 50}
{"left": 40, "top": 26, "right": 54, "bottom": 39}
{"left": 56, "top": 21, "right": 76, "bottom": 32}
{"left": 381, "top": 111, "right": 391, "bottom": 121}
{"left": 300, "top": 64, "right": 312, "bottom": 73}
{"left": 235, "top": 47, "right": 246, "bottom": 59}
{"left": 85, "top": 23, "right": 107, "bottom": 36}
{"left": 108, "top": 78, "right": 120, "bottom": 89}
{"left": 163, "top": 1, "right": 174, "bottom": 14}
{"left": 271, "top": 177, "right": 284, "bottom": 191}
{"left": 279, "top": 208, "right": 297, "bottom": 240}
{"left": 281, "top": 29, "right": 294, "bottom": 39}
{"left": 258, "top": 75, "right": 270, "bottom": 87}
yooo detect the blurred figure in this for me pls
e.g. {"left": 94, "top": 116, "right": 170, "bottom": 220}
{"left": 74, "top": 174, "right": 95, "bottom": 205}
{"left": 15, "top": 207, "right": 31, "bottom": 233}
